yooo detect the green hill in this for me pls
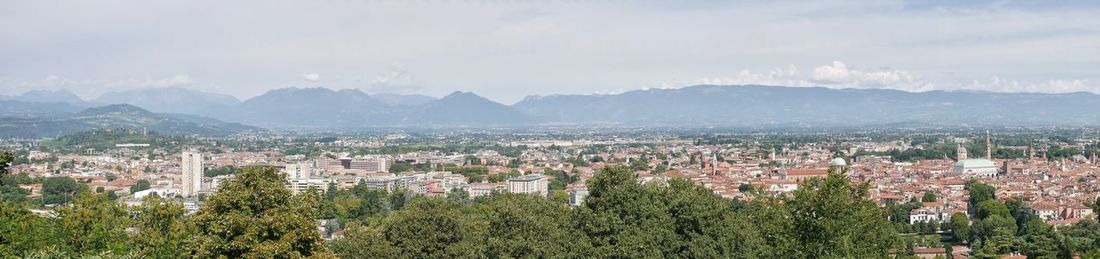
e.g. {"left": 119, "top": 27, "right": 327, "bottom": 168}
{"left": 0, "top": 104, "right": 263, "bottom": 138}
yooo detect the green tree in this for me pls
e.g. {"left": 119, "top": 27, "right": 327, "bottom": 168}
{"left": 949, "top": 212, "right": 971, "bottom": 244}
{"left": 0, "top": 152, "right": 13, "bottom": 178}
{"left": 544, "top": 168, "right": 576, "bottom": 191}
{"left": 1060, "top": 219, "right": 1100, "bottom": 255}
{"left": 204, "top": 165, "right": 239, "bottom": 177}
{"left": 975, "top": 227, "right": 1016, "bottom": 258}
{"left": 1092, "top": 197, "right": 1100, "bottom": 222}
{"left": 629, "top": 158, "right": 650, "bottom": 171}
{"left": 54, "top": 191, "right": 131, "bottom": 256}
{"left": 922, "top": 190, "right": 938, "bottom": 202}
{"left": 380, "top": 198, "right": 488, "bottom": 258}
{"left": 975, "top": 200, "right": 1011, "bottom": 220}
{"left": 448, "top": 188, "right": 470, "bottom": 203}
{"left": 1019, "top": 220, "right": 1063, "bottom": 259}
{"left": 130, "top": 179, "right": 151, "bottom": 193}
{"left": 0, "top": 200, "right": 54, "bottom": 257}
{"left": 41, "top": 176, "right": 84, "bottom": 205}
{"left": 356, "top": 189, "right": 390, "bottom": 219}
{"left": 481, "top": 194, "right": 584, "bottom": 257}
{"left": 0, "top": 172, "right": 32, "bottom": 202}
{"left": 549, "top": 189, "right": 568, "bottom": 204}
{"left": 575, "top": 166, "right": 766, "bottom": 258}
{"left": 743, "top": 195, "right": 798, "bottom": 257}
{"left": 966, "top": 180, "right": 996, "bottom": 208}
{"left": 189, "top": 166, "right": 332, "bottom": 258}
{"left": 653, "top": 164, "right": 669, "bottom": 174}
{"left": 783, "top": 171, "right": 899, "bottom": 257}
{"left": 738, "top": 183, "right": 754, "bottom": 193}
{"left": 974, "top": 215, "right": 1017, "bottom": 243}
{"left": 131, "top": 196, "right": 191, "bottom": 258}
{"left": 329, "top": 223, "right": 399, "bottom": 258}
{"left": 574, "top": 166, "right": 678, "bottom": 257}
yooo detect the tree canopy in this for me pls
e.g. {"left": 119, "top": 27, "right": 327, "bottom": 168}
{"left": 190, "top": 166, "right": 333, "bottom": 258}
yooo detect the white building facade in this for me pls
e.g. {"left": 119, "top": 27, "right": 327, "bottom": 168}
{"left": 181, "top": 151, "right": 203, "bottom": 197}
{"left": 506, "top": 174, "right": 548, "bottom": 197}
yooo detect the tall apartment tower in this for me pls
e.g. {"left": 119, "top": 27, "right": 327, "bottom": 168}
{"left": 181, "top": 151, "right": 204, "bottom": 197}
{"left": 285, "top": 162, "right": 313, "bottom": 180}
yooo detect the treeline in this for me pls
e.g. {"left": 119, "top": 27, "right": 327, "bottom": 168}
{"left": 1, "top": 165, "right": 900, "bottom": 258}
{"left": 949, "top": 181, "right": 1100, "bottom": 258}
{"left": 41, "top": 129, "right": 189, "bottom": 153}
{"left": 1, "top": 167, "right": 330, "bottom": 258}
{"left": 330, "top": 167, "right": 899, "bottom": 258}
{"left": 4, "top": 163, "right": 1100, "bottom": 257}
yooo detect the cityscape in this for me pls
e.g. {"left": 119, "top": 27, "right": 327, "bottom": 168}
{"left": 2, "top": 127, "right": 1099, "bottom": 257}
{"left": 3, "top": 1, "right": 1100, "bottom": 258}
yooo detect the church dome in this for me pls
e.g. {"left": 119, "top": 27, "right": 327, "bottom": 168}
{"left": 830, "top": 158, "right": 847, "bottom": 166}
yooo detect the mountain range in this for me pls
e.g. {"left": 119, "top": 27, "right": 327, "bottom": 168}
{"left": 6, "top": 85, "right": 1100, "bottom": 132}
{"left": 94, "top": 87, "right": 241, "bottom": 114}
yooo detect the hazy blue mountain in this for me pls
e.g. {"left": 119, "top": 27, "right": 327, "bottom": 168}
{"left": 371, "top": 93, "right": 438, "bottom": 106}
{"left": 43, "top": 84, "right": 1100, "bottom": 129}
{"left": 0, "top": 100, "right": 85, "bottom": 117}
{"left": 512, "top": 85, "right": 1100, "bottom": 127}
{"left": 95, "top": 87, "right": 240, "bottom": 114}
{"left": 0, "top": 104, "right": 263, "bottom": 138}
{"left": 0, "top": 89, "right": 88, "bottom": 106}
{"left": 218, "top": 87, "right": 396, "bottom": 128}
{"left": 211, "top": 88, "right": 529, "bottom": 128}
{"left": 415, "top": 91, "right": 532, "bottom": 126}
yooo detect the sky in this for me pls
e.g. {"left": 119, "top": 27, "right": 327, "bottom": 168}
{"left": 1, "top": 0, "right": 1098, "bottom": 104}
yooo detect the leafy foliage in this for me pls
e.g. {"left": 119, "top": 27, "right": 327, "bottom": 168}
{"left": 190, "top": 166, "right": 333, "bottom": 258}
{"left": 131, "top": 196, "right": 192, "bottom": 258}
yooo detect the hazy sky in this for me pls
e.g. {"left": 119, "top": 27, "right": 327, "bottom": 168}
{"left": 2, "top": 0, "right": 1098, "bottom": 104}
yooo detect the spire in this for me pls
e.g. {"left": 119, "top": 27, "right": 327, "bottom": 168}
{"left": 957, "top": 143, "right": 968, "bottom": 160}
{"left": 985, "top": 130, "right": 992, "bottom": 159}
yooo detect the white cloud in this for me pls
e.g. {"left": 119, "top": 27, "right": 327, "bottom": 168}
{"left": 688, "top": 61, "right": 1095, "bottom": 94}
{"left": 357, "top": 62, "right": 419, "bottom": 94}
{"left": 302, "top": 73, "right": 321, "bottom": 82}
{"left": 683, "top": 65, "right": 812, "bottom": 88}
{"left": 809, "top": 61, "right": 934, "bottom": 91}
{"left": 140, "top": 74, "right": 193, "bottom": 87}
{"left": 965, "top": 76, "right": 1094, "bottom": 94}
{"left": 1, "top": 1, "right": 1098, "bottom": 102}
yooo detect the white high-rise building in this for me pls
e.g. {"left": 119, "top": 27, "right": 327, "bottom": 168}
{"left": 181, "top": 151, "right": 203, "bottom": 197}
{"left": 366, "top": 157, "right": 388, "bottom": 173}
{"left": 284, "top": 163, "right": 313, "bottom": 180}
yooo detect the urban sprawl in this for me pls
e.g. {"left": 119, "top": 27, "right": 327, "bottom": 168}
{"left": 4, "top": 127, "right": 1100, "bottom": 258}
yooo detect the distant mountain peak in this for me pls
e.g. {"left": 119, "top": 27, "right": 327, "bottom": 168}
{"left": 94, "top": 87, "right": 241, "bottom": 115}
{"left": 443, "top": 91, "right": 475, "bottom": 98}
{"left": 439, "top": 91, "right": 493, "bottom": 103}
{"left": 1, "top": 89, "right": 88, "bottom": 105}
